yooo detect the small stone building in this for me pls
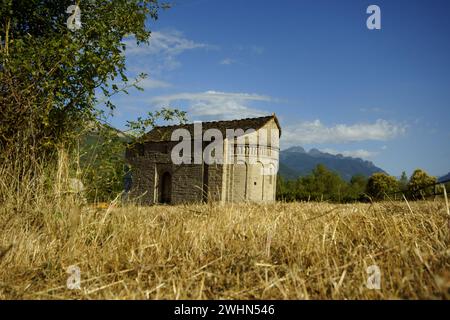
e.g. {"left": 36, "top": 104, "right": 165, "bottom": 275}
{"left": 125, "top": 114, "right": 281, "bottom": 204}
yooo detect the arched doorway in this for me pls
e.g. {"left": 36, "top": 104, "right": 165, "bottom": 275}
{"left": 160, "top": 172, "right": 172, "bottom": 204}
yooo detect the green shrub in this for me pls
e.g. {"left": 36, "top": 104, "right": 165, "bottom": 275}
{"left": 366, "top": 173, "right": 399, "bottom": 200}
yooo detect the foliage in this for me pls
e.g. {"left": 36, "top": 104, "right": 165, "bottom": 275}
{"left": 346, "top": 174, "right": 368, "bottom": 201}
{"left": 0, "top": 0, "right": 166, "bottom": 159}
{"left": 366, "top": 173, "right": 399, "bottom": 200}
{"left": 278, "top": 166, "right": 442, "bottom": 203}
{"left": 79, "top": 123, "right": 129, "bottom": 202}
{"left": 126, "top": 108, "right": 187, "bottom": 138}
{"left": 399, "top": 171, "right": 408, "bottom": 191}
{"left": 407, "top": 169, "right": 437, "bottom": 199}
{"left": 277, "top": 164, "right": 366, "bottom": 203}
{"left": 79, "top": 108, "right": 187, "bottom": 202}
{"left": 301, "top": 164, "right": 348, "bottom": 202}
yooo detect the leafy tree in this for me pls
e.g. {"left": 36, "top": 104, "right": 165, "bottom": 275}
{"left": 277, "top": 166, "right": 438, "bottom": 203}
{"left": 407, "top": 169, "right": 437, "bottom": 199}
{"left": 79, "top": 123, "right": 130, "bottom": 202}
{"left": 276, "top": 175, "right": 301, "bottom": 202}
{"left": 0, "top": 0, "right": 168, "bottom": 159}
{"left": 299, "top": 164, "right": 347, "bottom": 202}
{"left": 345, "top": 174, "right": 368, "bottom": 201}
{"left": 276, "top": 175, "right": 287, "bottom": 200}
{"left": 126, "top": 108, "right": 188, "bottom": 139}
{"left": 80, "top": 108, "right": 187, "bottom": 202}
{"left": 399, "top": 171, "right": 408, "bottom": 192}
{"left": 366, "top": 173, "right": 399, "bottom": 200}
{"left": 277, "top": 165, "right": 369, "bottom": 203}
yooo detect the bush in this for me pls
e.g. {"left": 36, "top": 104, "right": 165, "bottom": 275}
{"left": 407, "top": 169, "right": 437, "bottom": 199}
{"left": 345, "top": 174, "right": 368, "bottom": 202}
{"left": 366, "top": 173, "right": 399, "bottom": 200}
{"left": 1, "top": 0, "right": 164, "bottom": 161}
{"left": 277, "top": 164, "right": 355, "bottom": 202}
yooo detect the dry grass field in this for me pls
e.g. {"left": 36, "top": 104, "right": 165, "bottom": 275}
{"left": 1, "top": 196, "right": 449, "bottom": 299}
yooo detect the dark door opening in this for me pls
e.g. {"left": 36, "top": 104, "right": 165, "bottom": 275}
{"left": 160, "top": 172, "right": 172, "bottom": 204}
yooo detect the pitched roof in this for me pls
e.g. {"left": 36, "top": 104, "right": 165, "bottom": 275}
{"left": 143, "top": 114, "right": 281, "bottom": 142}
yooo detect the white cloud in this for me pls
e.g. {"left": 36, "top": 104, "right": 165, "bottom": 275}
{"left": 283, "top": 119, "right": 406, "bottom": 145}
{"left": 321, "top": 148, "right": 378, "bottom": 159}
{"left": 124, "top": 30, "right": 209, "bottom": 55}
{"left": 133, "top": 78, "right": 171, "bottom": 90}
{"left": 123, "top": 30, "right": 213, "bottom": 72}
{"left": 220, "top": 58, "right": 235, "bottom": 65}
{"left": 151, "top": 90, "right": 271, "bottom": 120}
{"left": 237, "top": 45, "right": 265, "bottom": 55}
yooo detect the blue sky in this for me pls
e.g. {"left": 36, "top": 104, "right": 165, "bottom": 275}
{"left": 106, "top": 0, "right": 450, "bottom": 177}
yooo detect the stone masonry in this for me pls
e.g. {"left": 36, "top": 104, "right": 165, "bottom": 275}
{"left": 125, "top": 114, "right": 281, "bottom": 205}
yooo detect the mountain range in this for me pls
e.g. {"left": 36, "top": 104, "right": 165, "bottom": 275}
{"left": 279, "top": 146, "right": 385, "bottom": 181}
{"left": 438, "top": 172, "right": 450, "bottom": 183}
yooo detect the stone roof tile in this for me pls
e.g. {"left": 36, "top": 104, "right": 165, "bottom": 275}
{"left": 143, "top": 114, "right": 281, "bottom": 142}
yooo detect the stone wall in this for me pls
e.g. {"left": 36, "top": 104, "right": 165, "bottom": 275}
{"left": 127, "top": 141, "right": 223, "bottom": 205}
{"left": 222, "top": 118, "right": 280, "bottom": 202}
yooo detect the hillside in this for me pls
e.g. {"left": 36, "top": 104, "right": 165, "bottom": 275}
{"left": 438, "top": 172, "right": 450, "bottom": 183}
{"left": 280, "top": 146, "right": 385, "bottom": 181}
